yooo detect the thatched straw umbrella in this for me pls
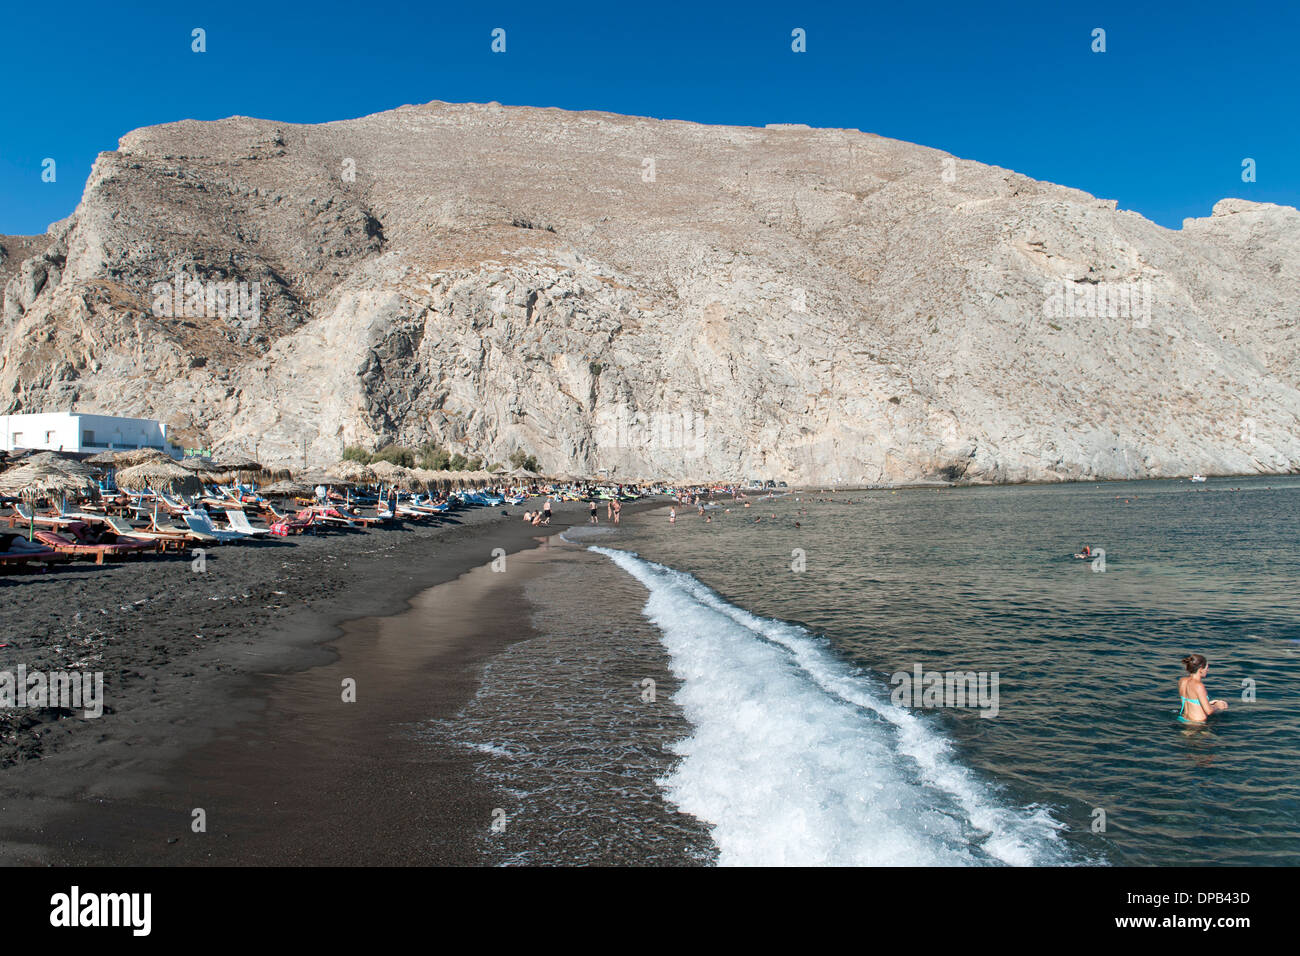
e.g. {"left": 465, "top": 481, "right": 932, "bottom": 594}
{"left": 116, "top": 460, "right": 202, "bottom": 495}
{"left": 179, "top": 455, "right": 222, "bottom": 476}
{"left": 327, "top": 460, "right": 376, "bottom": 485}
{"left": 406, "top": 469, "right": 431, "bottom": 491}
{"left": 259, "top": 478, "right": 315, "bottom": 499}
{"left": 115, "top": 460, "right": 204, "bottom": 526}
{"left": 428, "top": 470, "right": 450, "bottom": 488}
{"left": 20, "top": 451, "right": 95, "bottom": 477}
{"left": 112, "top": 447, "right": 172, "bottom": 466}
{"left": 203, "top": 456, "right": 262, "bottom": 489}
{"left": 213, "top": 455, "right": 262, "bottom": 473}
{"left": 8, "top": 467, "right": 98, "bottom": 501}
{"left": 0, "top": 464, "right": 99, "bottom": 539}
{"left": 366, "top": 460, "right": 416, "bottom": 495}
{"left": 84, "top": 450, "right": 122, "bottom": 467}
{"left": 366, "top": 460, "right": 411, "bottom": 481}
{"left": 302, "top": 470, "right": 351, "bottom": 486}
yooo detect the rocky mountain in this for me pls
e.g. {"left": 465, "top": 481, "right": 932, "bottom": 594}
{"left": 2, "top": 101, "right": 1297, "bottom": 483}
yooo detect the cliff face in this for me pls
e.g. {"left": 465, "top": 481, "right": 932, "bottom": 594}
{"left": 2, "top": 102, "right": 1297, "bottom": 482}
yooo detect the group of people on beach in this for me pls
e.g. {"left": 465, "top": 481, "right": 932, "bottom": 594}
{"left": 586, "top": 498, "right": 619, "bottom": 524}
{"left": 521, "top": 497, "right": 553, "bottom": 526}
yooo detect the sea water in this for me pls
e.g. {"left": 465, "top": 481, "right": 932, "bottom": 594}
{"left": 600, "top": 477, "right": 1300, "bottom": 865}
{"left": 445, "top": 478, "right": 1299, "bottom": 865}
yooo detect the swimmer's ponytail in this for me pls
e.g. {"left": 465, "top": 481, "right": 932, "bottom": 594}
{"left": 1182, "top": 653, "right": 1208, "bottom": 674}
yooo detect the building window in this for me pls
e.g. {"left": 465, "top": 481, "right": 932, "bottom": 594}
{"left": 83, "top": 430, "right": 95, "bottom": 445}
{"left": 11, "top": 432, "right": 21, "bottom": 446}
{"left": 46, "top": 431, "right": 56, "bottom": 444}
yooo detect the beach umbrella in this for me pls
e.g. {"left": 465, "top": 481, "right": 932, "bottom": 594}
{"left": 303, "top": 471, "right": 354, "bottom": 488}
{"left": 213, "top": 454, "right": 262, "bottom": 472}
{"left": 259, "top": 478, "right": 314, "bottom": 497}
{"left": 115, "top": 460, "right": 203, "bottom": 494}
{"left": 434, "top": 470, "right": 458, "bottom": 487}
{"left": 205, "top": 457, "right": 263, "bottom": 488}
{"left": 84, "top": 450, "right": 122, "bottom": 467}
{"left": 114, "top": 460, "right": 204, "bottom": 526}
{"left": 406, "top": 469, "right": 441, "bottom": 493}
{"left": 112, "top": 447, "right": 172, "bottom": 466}
{"left": 327, "top": 460, "right": 376, "bottom": 485}
{"left": 366, "top": 460, "right": 411, "bottom": 480}
{"left": 0, "top": 463, "right": 95, "bottom": 498}
{"left": 21, "top": 451, "right": 95, "bottom": 477}
{"left": 366, "top": 459, "right": 417, "bottom": 494}
{"left": 0, "top": 464, "right": 99, "bottom": 539}
{"left": 179, "top": 456, "right": 222, "bottom": 474}
{"left": 179, "top": 457, "right": 227, "bottom": 494}
{"left": 9, "top": 454, "right": 99, "bottom": 501}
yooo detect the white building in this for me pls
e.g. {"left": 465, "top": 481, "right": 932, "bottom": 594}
{"left": 0, "top": 412, "right": 176, "bottom": 455}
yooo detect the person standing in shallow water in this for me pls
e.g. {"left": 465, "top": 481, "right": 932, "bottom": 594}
{"left": 1177, "top": 653, "right": 1229, "bottom": 724}
{"left": 589, "top": 500, "right": 598, "bottom": 524}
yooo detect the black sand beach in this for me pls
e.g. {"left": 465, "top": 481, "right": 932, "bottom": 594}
{"left": 0, "top": 498, "right": 662, "bottom": 865}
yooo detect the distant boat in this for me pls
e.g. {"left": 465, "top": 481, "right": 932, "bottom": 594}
{"left": 1190, "top": 474, "right": 1208, "bottom": 482}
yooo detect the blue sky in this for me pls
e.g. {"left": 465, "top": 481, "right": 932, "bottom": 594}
{"left": 2, "top": 0, "right": 1296, "bottom": 234}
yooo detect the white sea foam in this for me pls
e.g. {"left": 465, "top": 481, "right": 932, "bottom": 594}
{"left": 591, "top": 545, "right": 1075, "bottom": 866}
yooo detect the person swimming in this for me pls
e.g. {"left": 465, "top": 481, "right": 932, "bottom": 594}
{"left": 1177, "top": 653, "right": 1228, "bottom": 724}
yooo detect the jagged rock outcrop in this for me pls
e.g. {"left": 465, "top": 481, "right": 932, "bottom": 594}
{"left": 2, "top": 102, "right": 1297, "bottom": 483}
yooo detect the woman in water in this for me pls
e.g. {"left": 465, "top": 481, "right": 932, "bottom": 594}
{"left": 1177, "top": 653, "right": 1228, "bottom": 723}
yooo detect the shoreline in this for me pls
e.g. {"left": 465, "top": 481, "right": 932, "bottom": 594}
{"left": 787, "top": 473, "right": 1294, "bottom": 492}
{"left": 0, "top": 497, "right": 664, "bottom": 864}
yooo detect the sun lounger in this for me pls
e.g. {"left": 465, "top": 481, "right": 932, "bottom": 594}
{"left": 343, "top": 507, "right": 389, "bottom": 528}
{"left": 0, "top": 532, "right": 70, "bottom": 567}
{"left": 34, "top": 522, "right": 157, "bottom": 564}
{"left": 264, "top": 505, "right": 313, "bottom": 536}
{"left": 305, "top": 506, "right": 364, "bottom": 530}
{"left": 153, "top": 515, "right": 218, "bottom": 545}
{"left": 222, "top": 509, "right": 271, "bottom": 537}
{"left": 7, "top": 503, "right": 80, "bottom": 530}
{"left": 96, "top": 514, "right": 192, "bottom": 552}
{"left": 184, "top": 511, "right": 248, "bottom": 543}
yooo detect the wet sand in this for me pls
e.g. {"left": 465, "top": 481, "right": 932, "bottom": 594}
{"left": 0, "top": 499, "right": 658, "bottom": 865}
